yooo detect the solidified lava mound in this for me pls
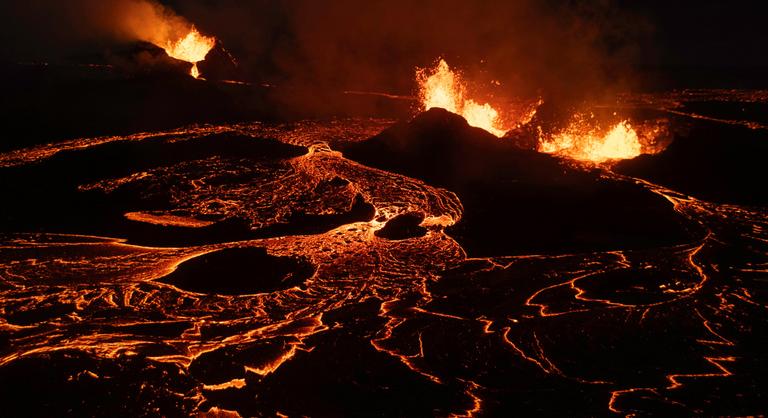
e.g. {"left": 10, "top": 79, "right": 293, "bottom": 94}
{"left": 374, "top": 212, "right": 427, "bottom": 240}
{"left": 108, "top": 41, "right": 195, "bottom": 77}
{"left": 345, "top": 108, "right": 696, "bottom": 256}
{"left": 158, "top": 247, "right": 315, "bottom": 295}
{"left": 615, "top": 121, "right": 768, "bottom": 206}
{"left": 197, "top": 42, "right": 241, "bottom": 81}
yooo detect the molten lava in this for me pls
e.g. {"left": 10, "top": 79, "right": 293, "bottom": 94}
{"left": 417, "top": 59, "right": 507, "bottom": 136}
{"left": 418, "top": 59, "right": 463, "bottom": 113}
{"left": 163, "top": 27, "right": 216, "bottom": 79}
{"left": 539, "top": 118, "right": 643, "bottom": 163}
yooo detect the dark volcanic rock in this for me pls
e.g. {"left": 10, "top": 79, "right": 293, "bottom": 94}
{"left": 501, "top": 125, "right": 540, "bottom": 151}
{"left": 0, "top": 134, "right": 304, "bottom": 235}
{"left": 374, "top": 212, "right": 427, "bottom": 240}
{"left": 249, "top": 194, "right": 375, "bottom": 238}
{"left": 0, "top": 131, "right": 378, "bottom": 247}
{"left": 197, "top": 42, "right": 242, "bottom": 81}
{"left": 345, "top": 108, "right": 521, "bottom": 186}
{"left": 35, "top": 132, "right": 306, "bottom": 184}
{"left": 117, "top": 194, "right": 375, "bottom": 247}
{"left": 197, "top": 299, "right": 471, "bottom": 416}
{"left": 615, "top": 121, "right": 768, "bottom": 206}
{"left": 0, "top": 351, "right": 196, "bottom": 418}
{"left": 157, "top": 247, "right": 315, "bottom": 295}
{"left": 0, "top": 61, "right": 412, "bottom": 153}
{"left": 344, "top": 108, "right": 697, "bottom": 256}
{"left": 107, "top": 41, "right": 193, "bottom": 77}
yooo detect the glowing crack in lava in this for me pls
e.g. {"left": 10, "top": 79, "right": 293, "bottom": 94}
{"left": 539, "top": 118, "right": 643, "bottom": 162}
{"left": 162, "top": 27, "right": 216, "bottom": 79}
{"left": 417, "top": 59, "right": 507, "bottom": 136}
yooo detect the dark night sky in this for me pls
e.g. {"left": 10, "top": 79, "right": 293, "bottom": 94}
{"left": 621, "top": 0, "right": 767, "bottom": 67}
{"left": 1, "top": 0, "right": 766, "bottom": 93}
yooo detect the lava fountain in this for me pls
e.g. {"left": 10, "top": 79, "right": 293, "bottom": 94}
{"left": 538, "top": 117, "right": 643, "bottom": 163}
{"left": 162, "top": 27, "right": 216, "bottom": 79}
{"left": 417, "top": 59, "right": 507, "bottom": 136}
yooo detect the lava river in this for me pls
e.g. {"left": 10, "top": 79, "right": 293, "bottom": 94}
{"left": 0, "top": 92, "right": 767, "bottom": 416}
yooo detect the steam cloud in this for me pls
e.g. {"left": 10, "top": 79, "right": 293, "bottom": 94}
{"left": 0, "top": 0, "right": 198, "bottom": 57}
{"left": 1, "top": 0, "right": 652, "bottom": 100}
{"left": 176, "top": 0, "right": 651, "bottom": 100}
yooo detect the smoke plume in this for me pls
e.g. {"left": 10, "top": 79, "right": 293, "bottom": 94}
{"left": 1, "top": 0, "right": 656, "bottom": 99}
{"left": 0, "top": 0, "right": 198, "bottom": 59}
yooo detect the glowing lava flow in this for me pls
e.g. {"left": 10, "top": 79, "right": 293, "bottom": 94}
{"left": 163, "top": 27, "right": 216, "bottom": 79}
{"left": 538, "top": 118, "right": 642, "bottom": 163}
{"left": 0, "top": 116, "right": 765, "bottom": 415}
{"left": 417, "top": 59, "right": 507, "bottom": 137}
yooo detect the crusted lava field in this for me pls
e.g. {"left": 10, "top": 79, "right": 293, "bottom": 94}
{"left": 0, "top": 91, "right": 767, "bottom": 417}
